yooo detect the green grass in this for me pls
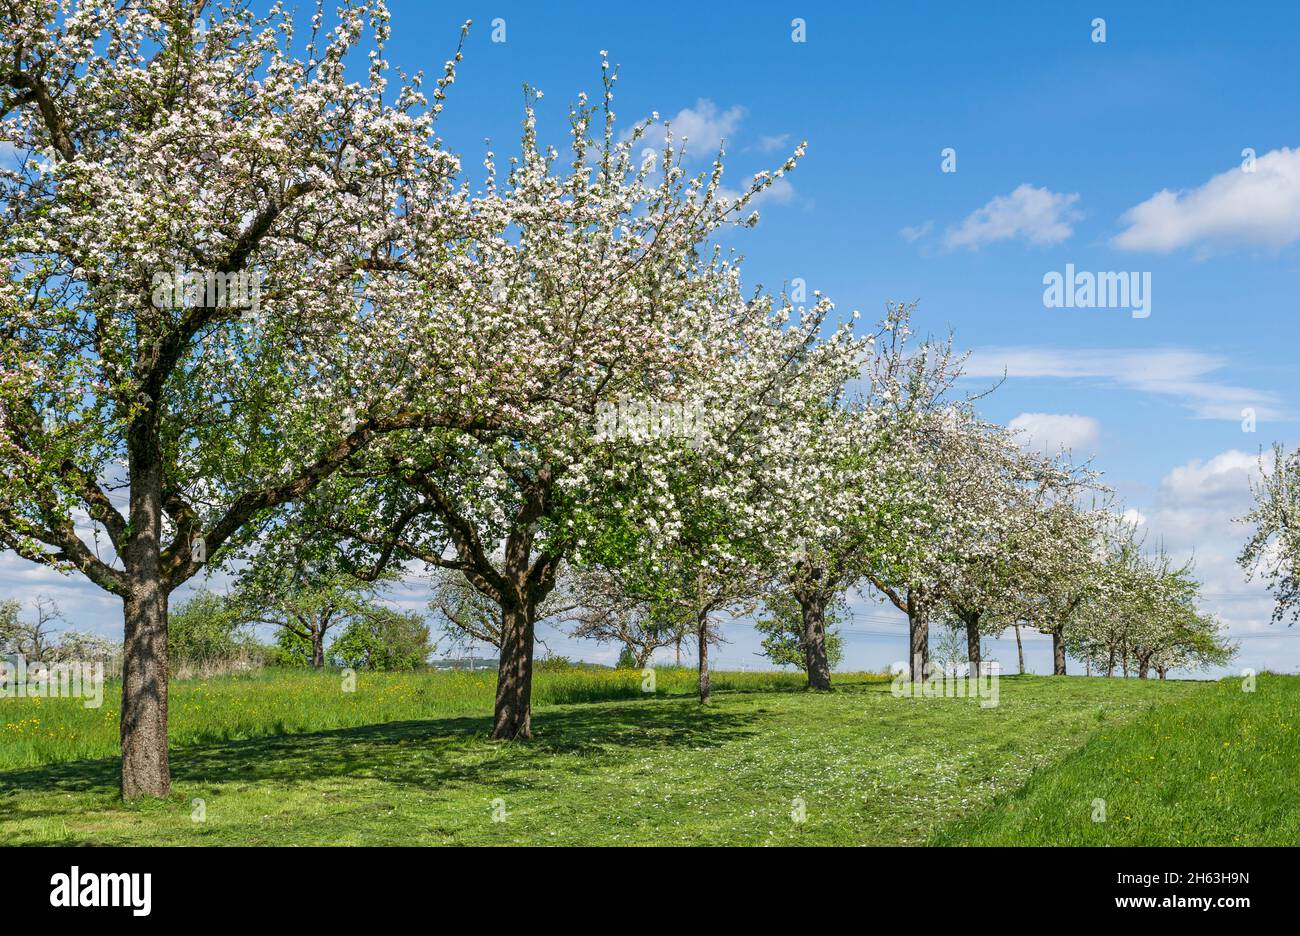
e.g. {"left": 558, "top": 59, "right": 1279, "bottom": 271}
{"left": 932, "top": 673, "right": 1300, "bottom": 846}
{"left": 0, "top": 666, "right": 809, "bottom": 770}
{"left": 2, "top": 669, "right": 1266, "bottom": 845}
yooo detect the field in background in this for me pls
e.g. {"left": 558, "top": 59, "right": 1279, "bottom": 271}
{"left": 3, "top": 671, "right": 1287, "bottom": 845}
{"left": 0, "top": 666, "right": 811, "bottom": 771}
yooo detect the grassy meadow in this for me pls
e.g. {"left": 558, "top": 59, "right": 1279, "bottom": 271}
{"left": 0, "top": 666, "right": 807, "bottom": 771}
{"left": 0, "top": 668, "right": 1295, "bottom": 845}
{"left": 934, "top": 673, "right": 1300, "bottom": 845}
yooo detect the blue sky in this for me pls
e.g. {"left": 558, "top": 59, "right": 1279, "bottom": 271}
{"left": 4, "top": 0, "right": 1298, "bottom": 676}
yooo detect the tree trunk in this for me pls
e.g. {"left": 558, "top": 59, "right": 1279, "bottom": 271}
{"left": 1052, "top": 629, "right": 1066, "bottom": 675}
{"left": 799, "top": 592, "right": 832, "bottom": 691}
{"left": 311, "top": 629, "right": 325, "bottom": 669}
{"left": 1158, "top": 667, "right": 1167, "bottom": 680}
{"left": 1014, "top": 625, "right": 1025, "bottom": 675}
{"left": 1106, "top": 648, "right": 1115, "bottom": 678}
{"left": 696, "top": 611, "right": 710, "bottom": 705}
{"left": 491, "top": 603, "right": 535, "bottom": 740}
{"left": 907, "top": 589, "right": 929, "bottom": 682}
{"left": 1137, "top": 655, "right": 1150, "bottom": 679}
{"left": 120, "top": 581, "right": 170, "bottom": 800}
{"left": 964, "top": 613, "right": 981, "bottom": 672}
{"left": 120, "top": 436, "right": 170, "bottom": 800}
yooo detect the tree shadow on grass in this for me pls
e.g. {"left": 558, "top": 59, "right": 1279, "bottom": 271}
{"left": 0, "top": 695, "right": 767, "bottom": 805}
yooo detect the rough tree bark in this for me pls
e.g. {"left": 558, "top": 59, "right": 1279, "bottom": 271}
{"left": 311, "top": 625, "right": 326, "bottom": 669}
{"left": 119, "top": 575, "right": 170, "bottom": 800}
{"left": 1052, "top": 629, "right": 1067, "bottom": 675}
{"left": 1014, "top": 625, "right": 1025, "bottom": 675}
{"left": 696, "top": 610, "right": 711, "bottom": 704}
{"left": 119, "top": 427, "right": 170, "bottom": 800}
{"left": 798, "top": 590, "right": 832, "bottom": 691}
{"left": 491, "top": 602, "right": 536, "bottom": 739}
{"left": 906, "top": 588, "right": 929, "bottom": 683}
{"left": 963, "top": 611, "right": 981, "bottom": 672}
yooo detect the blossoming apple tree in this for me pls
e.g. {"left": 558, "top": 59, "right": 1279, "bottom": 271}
{"left": 932, "top": 425, "right": 1095, "bottom": 672}
{"left": 0, "top": 0, "right": 482, "bottom": 797}
{"left": 850, "top": 306, "right": 985, "bottom": 681}
{"left": 1017, "top": 497, "right": 1108, "bottom": 675}
{"left": 301, "top": 63, "right": 821, "bottom": 730}
{"left": 1070, "top": 532, "right": 1232, "bottom": 678}
{"left": 749, "top": 401, "right": 880, "bottom": 690}
{"left": 739, "top": 303, "right": 943, "bottom": 691}
{"left": 1239, "top": 442, "right": 1300, "bottom": 625}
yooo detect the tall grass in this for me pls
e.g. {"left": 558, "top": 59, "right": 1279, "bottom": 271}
{"left": 932, "top": 673, "right": 1300, "bottom": 845}
{"left": 0, "top": 665, "right": 815, "bottom": 770}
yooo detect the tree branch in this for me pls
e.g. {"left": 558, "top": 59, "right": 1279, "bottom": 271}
{"left": 160, "top": 410, "right": 496, "bottom": 588}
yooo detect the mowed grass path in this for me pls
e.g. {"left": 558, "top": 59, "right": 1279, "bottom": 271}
{"left": 0, "top": 670, "right": 1237, "bottom": 845}
{"left": 934, "top": 673, "right": 1300, "bottom": 846}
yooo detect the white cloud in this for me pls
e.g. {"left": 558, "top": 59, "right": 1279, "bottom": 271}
{"left": 964, "top": 346, "right": 1287, "bottom": 421}
{"left": 943, "top": 184, "right": 1081, "bottom": 249}
{"left": 1008, "top": 412, "right": 1100, "bottom": 455}
{"left": 899, "top": 221, "right": 933, "bottom": 243}
{"left": 662, "top": 99, "right": 745, "bottom": 161}
{"left": 1114, "top": 146, "right": 1300, "bottom": 252}
{"left": 755, "top": 133, "right": 790, "bottom": 153}
{"left": 1160, "top": 449, "right": 1265, "bottom": 508}
{"left": 1120, "top": 507, "right": 1147, "bottom": 528}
